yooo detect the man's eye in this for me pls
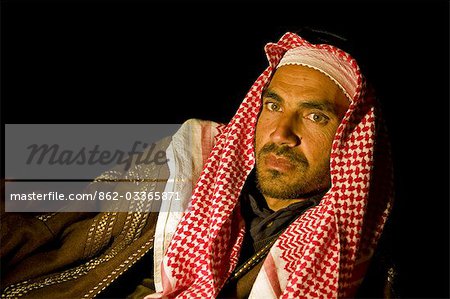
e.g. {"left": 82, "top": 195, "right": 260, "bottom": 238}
{"left": 306, "top": 113, "right": 329, "bottom": 123}
{"left": 266, "top": 102, "right": 282, "bottom": 112}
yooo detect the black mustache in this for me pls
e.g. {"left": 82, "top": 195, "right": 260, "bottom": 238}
{"left": 258, "top": 143, "right": 308, "bottom": 165}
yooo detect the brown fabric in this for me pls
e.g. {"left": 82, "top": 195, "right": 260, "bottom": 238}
{"left": 1, "top": 137, "right": 171, "bottom": 298}
{"left": 2, "top": 212, "right": 91, "bottom": 279}
{"left": 126, "top": 278, "right": 155, "bottom": 299}
{"left": 1, "top": 212, "right": 98, "bottom": 286}
{"left": 235, "top": 258, "right": 264, "bottom": 299}
{"left": 217, "top": 257, "right": 264, "bottom": 299}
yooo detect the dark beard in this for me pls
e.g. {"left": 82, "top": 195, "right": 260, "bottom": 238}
{"left": 255, "top": 143, "right": 330, "bottom": 199}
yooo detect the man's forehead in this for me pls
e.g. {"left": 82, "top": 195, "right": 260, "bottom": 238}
{"left": 268, "top": 66, "right": 340, "bottom": 94}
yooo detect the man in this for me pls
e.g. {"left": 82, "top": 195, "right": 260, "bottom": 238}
{"left": 1, "top": 31, "right": 394, "bottom": 298}
{"left": 144, "top": 31, "right": 394, "bottom": 299}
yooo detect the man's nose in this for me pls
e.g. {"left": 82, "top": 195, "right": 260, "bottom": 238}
{"left": 270, "top": 116, "right": 301, "bottom": 147}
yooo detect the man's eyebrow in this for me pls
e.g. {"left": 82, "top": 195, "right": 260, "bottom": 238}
{"left": 262, "top": 90, "right": 283, "bottom": 103}
{"left": 299, "top": 101, "right": 337, "bottom": 115}
{"left": 263, "top": 89, "right": 338, "bottom": 115}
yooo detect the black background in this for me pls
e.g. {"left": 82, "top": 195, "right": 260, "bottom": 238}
{"left": 2, "top": 0, "right": 449, "bottom": 297}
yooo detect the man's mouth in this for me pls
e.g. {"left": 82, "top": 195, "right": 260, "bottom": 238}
{"left": 264, "top": 153, "right": 296, "bottom": 172}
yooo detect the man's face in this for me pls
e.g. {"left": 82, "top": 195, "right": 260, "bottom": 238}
{"left": 255, "top": 65, "right": 350, "bottom": 200}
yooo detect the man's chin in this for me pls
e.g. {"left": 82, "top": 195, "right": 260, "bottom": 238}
{"left": 257, "top": 183, "right": 299, "bottom": 200}
{"left": 257, "top": 171, "right": 300, "bottom": 199}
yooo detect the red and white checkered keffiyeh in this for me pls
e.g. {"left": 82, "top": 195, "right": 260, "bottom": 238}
{"left": 155, "top": 32, "right": 393, "bottom": 298}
